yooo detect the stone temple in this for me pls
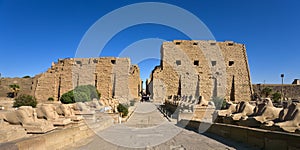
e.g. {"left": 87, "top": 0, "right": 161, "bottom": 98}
{"left": 0, "top": 57, "right": 142, "bottom": 102}
{"left": 0, "top": 40, "right": 252, "bottom": 103}
{"left": 147, "top": 40, "right": 252, "bottom": 102}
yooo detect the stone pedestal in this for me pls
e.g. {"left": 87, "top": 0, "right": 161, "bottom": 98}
{"left": 192, "top": 106, "right": 215, "bottom": 123}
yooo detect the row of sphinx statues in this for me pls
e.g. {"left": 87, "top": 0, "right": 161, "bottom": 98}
{"left": 215, "top": 98, "right": 300, "bottom": 133}
{"left": 0, "top": 100, "right": 104, "bottom": 134}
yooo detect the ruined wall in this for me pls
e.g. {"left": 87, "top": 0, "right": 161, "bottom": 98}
{"left": 148, "top": 40, "right": 252, "bottom": 102}
{"left": 0, "top": 78, "right": 36, "bottom": 97}
{"left": 34, "top": 73, "right": 57, "bottom": 101}
{"left": 218, "top": 41, "right": 252, "bottom": 101}
{"left": 34, "top": 57, "right": 141, "bottom": 102}
{"left": 0, "top": 57, "right": 141, "bottom": 102}
{"left": 112, "top": 58, "right": 130, "bottom": 101}
{"left": 253, "top": 84, "right": 300, "bottom": 100}
{"left": 128, "top": 65, "right": 142, "bottom": 100}
{"left": 94, "top": 58, "right": 114, "bottom": 99}
{"left": 148, "top": 66, "right": 166, "bottom": 101}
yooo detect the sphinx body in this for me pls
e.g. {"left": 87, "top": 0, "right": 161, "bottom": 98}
{"left": 223, "top": 101, "right": 255, "bottom": 124}
{"left": 273, "top": 102, "right": 300, "bottom": 132}
{"left": 238, "top": 98, "right": 282, "bottom": 127}
{"left": 4, "top": 106, "right": 55, "bottom": 133}
{"left": 36, "top": 104, "right": 72, "bottom": 126}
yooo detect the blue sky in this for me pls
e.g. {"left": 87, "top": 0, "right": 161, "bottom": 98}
{"left": 0, "top": 0, "right": 299, "bottom": 85}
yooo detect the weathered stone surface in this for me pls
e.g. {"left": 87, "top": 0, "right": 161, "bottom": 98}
{"left": 231, "top": 101, "right": 255, "bottom": 120}
{"left": 0, "top": 98, "right": 14, "bottom": 111}
{"left": 192, "top": 106, "right": 216, "bottom": 122}
{"left": 36, "top": 104, "right": 59, "bottom": 120}
{"left": 73, "top": 102, "right": 95, "bottom": 115}
{"left": 198, "top": 96, "right": 209, "bottom": 106}
{"left": 37, "top": 104, "right": 73, "bottom": 126}
{"left": 273, "top": 102, "right": 300, "bottom": 132}
{"left": 98, "top": 98, "right": 119, "bottom": 113}
{"left": 128, "top": 65, "right": 142, "bottom": 100}
{"left": 0, "top": 57, "right": 142, "bottom": 103}
{"left": 3, "top": 111, "right": 20, "bottom": 125}
{"left": 58, "top": 104, "right": 83, "bottom": 121}
{"left": 216, "top": 102, "right": 237, "bottom": 117}
{"left": 3, "top": 106, "right": 55, "bottom": 133}
{"left": 85, "top": 99, "right": 103, "bottom": 110}
{"left": 0, "top": 78, "right": 36, "bottom": 98}
{"left": 253, "top": 83, "right": 300, "bottom": 100}
{"left": 215, "top": 99, "right": 300, "bottom": 133}
{"left": 238, "top": 99, "right": 282, "bottom": 127}
{"left": 0, "top": 114, "right": 113, "bottom": 150}
{"left": 35, "top": 58, "right": 141, "bottom": 102}
{"left": 0, "top": 119, "right": 27, "bottom": 143}
{"left": 223, "top": 101, "right": 255, "bottom": 124}
{"left": 147, "top": 40, "right": 252, "bottom": 102}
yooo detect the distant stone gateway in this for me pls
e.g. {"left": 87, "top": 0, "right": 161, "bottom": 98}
{"left": 147, "top": 40, "right": 252, "bottom": 103}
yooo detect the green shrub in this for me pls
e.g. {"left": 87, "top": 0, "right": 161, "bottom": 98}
{"left": 74, "top": 85, "right": 100, "bottom": 100}
{"left": 261, "top": 87, "right": 272, "bottom": 98}
{"left": 86, "top": 85, "right": 100, "bottom": 99}
{"left": 60, "top": 85, "right": 100, "bottom": 104}
{"left": 60, "top": 91, "right": 75, "bottom": 104}
{"left": 74, "top": 91, "right": 89, "bottom": 102}
{"left": 272, "top": 92, "right": 281, "bottom": 103}
{"left": 13, "top": 94, "right": 37, "bottom": 108}
{"left": 117, "top": 104, "right": 128, "bottom": 117}
{"left": 48, "top": 97, "right": 54, "bottom": 101}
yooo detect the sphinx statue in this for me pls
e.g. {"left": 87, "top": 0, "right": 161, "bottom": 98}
{"left": 86, "top": 99, "right": 103, "bottom": 110}
{"left": 231, "top": 101, "right": 255, "bottom": 120}
{"left": 179, "top": 96, "right": 203, "bottom": 112}
{"left": 36, "top": 104, "right": 72, "bottom": 126}
{"left": 0, "top": 118, "right": 27, "bottom": 142}
{"left": 73, "top": 102, "right": 95, "bottom": 115}
{"left": 273, "top": 102, "right": 300, "bottom": 132}
{"left": 198, "top": 96, "right": 209, "bottom": 106}
{"left": 238, "top": 98, "right": 282, "bottom": 127}
{"left": 36, "top": 104, "right": 59, "bottom": 120}
{"left": 56, "top": 104, "right": 83, "bottom": 121}
{"left": 223, "top": 101, "right": 255, "bottom": 124}
{"left": 216, "top": 101, "right": 237, "bottom": 117}
{"left": 3, "top": 106, "right": 55, "bottom": 133}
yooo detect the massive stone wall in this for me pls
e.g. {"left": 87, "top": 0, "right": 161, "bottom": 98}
{"left": 147, "top": 40, "right": 252, "bottom": 102}
{"left": 34, "top": 57, "right": 141, "bottom": 102}
{"left": 0, "top": 57, "right": 142, "bottom": 102}
{"left": 128, "top": 65, "right": 142, "bottom": 100}
{"left": 253, "top": 84, "right": 300, "bottom": 100}
{"left": 0, "top": 78, "right": 36, "bottom": 97}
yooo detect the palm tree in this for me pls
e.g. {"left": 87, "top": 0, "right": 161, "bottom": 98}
{"left": 9, "top": 84, "right": 20, "bottom": 98}
{"left": 261, "top": 87, "right": 272, "bottom": 98}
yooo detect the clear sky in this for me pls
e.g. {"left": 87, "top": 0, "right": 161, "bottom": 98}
{"left": 0, "top": 0, "right": 299, "bottom": 85}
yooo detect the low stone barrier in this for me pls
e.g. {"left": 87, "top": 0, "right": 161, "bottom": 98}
{"left": 178, "top": 120, "right": 300, "bottom": 150}
{"left": 0, "top": 118, "right": 113, "bottom": 150}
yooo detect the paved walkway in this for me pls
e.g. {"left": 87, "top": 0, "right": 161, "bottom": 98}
{"left": 71, "top": 103, "right": 257, "bottom": 150}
